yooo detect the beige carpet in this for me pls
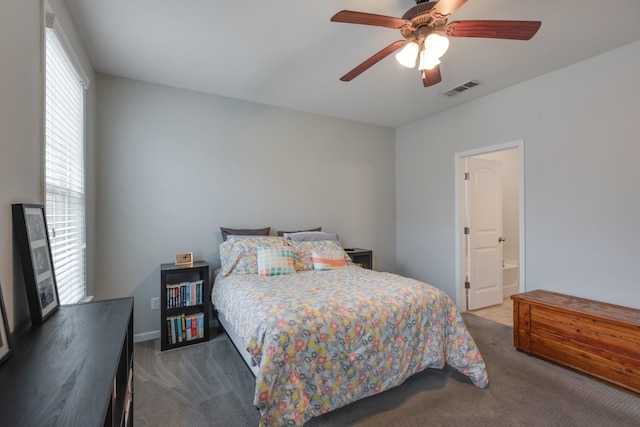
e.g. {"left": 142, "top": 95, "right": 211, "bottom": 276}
{"left": 134, "top": 313, "right": 640, "bottom": 426}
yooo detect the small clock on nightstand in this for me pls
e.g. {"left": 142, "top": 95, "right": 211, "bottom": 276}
{"left": 175, "top": 252, "right": 193, "bottom": 266}
{"left": 344, "top": 248, "right": 373, "bottom": 270}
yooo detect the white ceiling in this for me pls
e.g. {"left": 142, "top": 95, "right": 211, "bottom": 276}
{"left": 64, "top": 0, "right": 640, "bottom": 128}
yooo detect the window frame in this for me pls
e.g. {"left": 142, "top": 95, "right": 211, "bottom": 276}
{"left": 42, "top": 2, "right": 90, "bottom": 304}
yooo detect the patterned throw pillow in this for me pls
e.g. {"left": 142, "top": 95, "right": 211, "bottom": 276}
{"left": 289, "top": 240, "right": 350, "bottom": 271}
{"left": 219, "top": 236, "right": 290, "bottom": 276}
{"left": 257, "top": 246, "right": 296, "bottom": 276}
{"left": 312, "top": 248, "right": 347, "bottom": 270}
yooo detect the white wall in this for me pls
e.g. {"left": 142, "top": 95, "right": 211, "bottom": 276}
{"left": 0, "top": 0, "right": 95, "bottom": 331}
{"left": 94, "top": 75, "right": 396, "bottom": 337}
{"left": 396, "top": 40, "right": 640, "bottom": 309}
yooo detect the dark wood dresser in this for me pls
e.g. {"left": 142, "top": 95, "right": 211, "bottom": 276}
{"left": 512, "top": 290, "right": 640, "bottom": 395}
{"left": 0, "top": 297, "right": 134, "bottom": 426}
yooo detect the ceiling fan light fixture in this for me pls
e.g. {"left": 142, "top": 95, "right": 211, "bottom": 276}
{"left": 395, "top": 41, "right": 419, "bottom": 68}
{"left": 418, "top": 50, "right": 440, "bottom": 70}
{"left": 423, "top": 33, "right": 449, "bottom": 59}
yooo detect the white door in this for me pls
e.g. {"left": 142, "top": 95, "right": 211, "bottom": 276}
{"left": 466, "top": 157, "right": 503, "bottom": 310}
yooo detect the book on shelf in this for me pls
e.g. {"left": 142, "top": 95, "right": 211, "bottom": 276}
{"left": 124, "top": 371, "right": 133, "bottom": 426}
{"left": 165, "top": 279, "right": 204, "bottom": 309}
{"left": 166, "top": 312, "right": 206, "bottom": 345}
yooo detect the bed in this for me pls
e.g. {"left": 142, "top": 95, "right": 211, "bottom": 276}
{"left": 212, "top": 235, "right": 489, "bottom": 426}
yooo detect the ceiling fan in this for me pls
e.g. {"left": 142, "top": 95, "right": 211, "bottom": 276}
{"left": 331, "top": 0, "right": 541, "bottom": 87}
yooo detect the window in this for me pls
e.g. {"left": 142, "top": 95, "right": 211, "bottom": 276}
{"left": 44, "top": 11, "right": 88, "bottom": 304}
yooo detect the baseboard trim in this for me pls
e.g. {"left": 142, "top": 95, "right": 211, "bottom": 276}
{"left": 134, "top": 330, "right": 160, "bottom": 343}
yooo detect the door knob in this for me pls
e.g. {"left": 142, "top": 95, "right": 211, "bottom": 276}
{"left": 498, "top": 237, "right": 506, "bottom": 243}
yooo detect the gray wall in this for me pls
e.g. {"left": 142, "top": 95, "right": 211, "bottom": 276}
{"left": 4, "top": 0, "right": 638, "bottom": 342}
{"left": 396, "top": 40, "right": 640, "bottom": 309}
{"left": 94, "top": 75, "right": 396, "bottom": 338}
{"left": 0, "top": 0, "right": 96, "bottom": 331}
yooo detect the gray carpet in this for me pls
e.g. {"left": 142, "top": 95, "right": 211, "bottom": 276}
{"left": 134, "top": 314, "right": 640, "bottom": 426}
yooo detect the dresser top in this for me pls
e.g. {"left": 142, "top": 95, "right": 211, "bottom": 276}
{"left": 161, "top": 260, "right": 209, "bottom": 271}
{"left": 0, "top": 298, "right": 133, "bottom": 427}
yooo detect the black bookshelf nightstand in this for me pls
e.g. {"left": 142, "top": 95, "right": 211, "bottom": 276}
{"left": 160, "top": 261, "right": 210, "bottom": 351}
{"left": 344, "top": 248, "right": 373, "bottom": 270}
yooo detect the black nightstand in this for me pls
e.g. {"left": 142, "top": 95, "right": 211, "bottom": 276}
{"left": 344, "top": 248, "right": 373, "bottom": 269}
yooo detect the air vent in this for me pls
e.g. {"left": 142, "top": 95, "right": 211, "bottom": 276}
{"left": 443, "top": 80, "right": 481, "bottom": 97}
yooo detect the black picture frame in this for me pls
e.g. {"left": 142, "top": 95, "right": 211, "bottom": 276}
{"left": 12, "top": 204, "right": 60, "bottom": 325}
{"left": 0, "top": 281, "right": 13, "bottom": 366}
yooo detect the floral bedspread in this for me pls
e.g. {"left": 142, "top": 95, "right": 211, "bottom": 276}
{"left": 212, "top": 265, "right": 489, "bottom": 426}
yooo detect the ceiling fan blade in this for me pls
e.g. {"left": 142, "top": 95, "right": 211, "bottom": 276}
{"left": 430, "top": 0, "right": 468, "bottom": 20}
{"left": 422, "top": 66, "right": 442, "bottom": 87}
{"left": 331, "top": 10, "right": 408, "bottom": 29}
{"left": 340, "top": 40, "right": 406, "bottom": 82}
{"left": 445, "top": 20, "right": 542, "bottom": 40}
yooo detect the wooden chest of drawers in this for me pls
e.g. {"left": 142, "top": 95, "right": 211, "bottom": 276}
{"left": 512, "top": 290, "right": 640, "bottom": 395}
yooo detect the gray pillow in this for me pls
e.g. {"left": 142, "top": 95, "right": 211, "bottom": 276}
{"left": 220, "top": 226, "right": 270, "bottom": 241}
{"left": 276, "top": 227, "right": 321, "bottom": 237}
{"left": 284, "top": 231, "right": 338, "bottom": 242}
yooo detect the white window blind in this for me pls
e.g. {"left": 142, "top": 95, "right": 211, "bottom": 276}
{"left": 44, "top": 21, "right": 87, "bottom": 304}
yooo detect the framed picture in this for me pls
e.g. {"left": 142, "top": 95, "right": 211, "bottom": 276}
{"left": 12, "top": 204, "right": 60, "bottom": 325}
{"left": 0, "top": 281, "right": 13, "bottom": 365}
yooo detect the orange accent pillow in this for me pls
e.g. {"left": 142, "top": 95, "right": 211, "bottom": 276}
{"left": 312, "top": 249, "right": 347, "bottom": 270}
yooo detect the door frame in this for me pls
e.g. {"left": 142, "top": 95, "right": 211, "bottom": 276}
{"left": 454, "top": 140, "right": 526, "bottom": 311}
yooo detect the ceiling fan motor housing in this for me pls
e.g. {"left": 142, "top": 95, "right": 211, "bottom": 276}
{"left": 401, "top": 3, "right": 446, "bottom": 41}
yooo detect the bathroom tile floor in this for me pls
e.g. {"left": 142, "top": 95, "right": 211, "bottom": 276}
{"left": 469, "top": 297, "right": 513, "bottom": 327}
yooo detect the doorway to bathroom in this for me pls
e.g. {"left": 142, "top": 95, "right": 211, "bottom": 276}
{"left": 454, "top": 140, "right": 525, "bottom": 316}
